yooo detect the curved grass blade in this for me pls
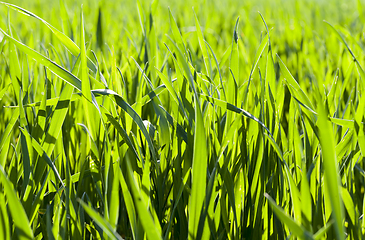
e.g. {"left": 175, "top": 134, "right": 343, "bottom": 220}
{"left": 313, "top": 221, "right": 334, "bottom": 240}
{"left": 324, "top": 21, "right": 360, "bottom": 68}
{"left": 32, "top": 83, "right": 73, "bottom": 188}
{"left": 277, "top": 54, "right": 314, "bottom": 112}
{"left": 28, "top": 170, "right": 50, "bottom": 224}
{"left": 123, "top": 159, "right": 162, "bottom": 240}
{"left": 7, "top": 13, "right": 21, "bottom": 103}
{"left": 205, "top": 40, "right": 226, "bottom": 100}
{"left": 159, "top": 105, "right": 188, "bottom": 144}
{"left": 0, "top": 28, "right": 82, "bottom": 90}
{"left": 118, "top": 170, "right": 137, "bottom": 239}
{"left": 200, "top": 94, "right": 273, "bottom": 137}
{"left": 78, "top": 200, "right": 123, "bottom": 240}
{"left": 341, "top": 187, "right": 355, "bottom": 225}
{"left": 0, "top": 192, "right": 10, "bottom": 239}
{"left": 0, "top": 165, "right": 33, "bottom": 240}
{"left": 0, "top": 2, "right": 97, "bottom": 72}
{"left": 164, "top": 169, "right": 191, "bottom": 240}
{"left": 265, "top": 193, "right": 310, "bottom": 239}
{"left": 0, "top": 108, "right": 19, "bottom": 166}
{"left": 92, "top": 89, "right": 157, "bottom": 163}
{"left": 19, "top": 127, "right": 64, "bottom": 187}
{"left": 155, "top": 69, "right": 189, "bottom": 120}
{"left": 0, "top": 83, "right": 11, "bottom": 102}
{"left": 77, "top": 123, "right": 100, "bottom": 158}
{"left": 105, "top": 113, "right": 141, "bottom": 162}
{"left": 12, "top": 78, "right": 172, "bottom": 110}
{"left": 324, "top": 22, "right": 365, "bottom": 155}
{"left": 243, "top": 34, "right": 268, "bottom": 104}
{"left": 330, "top": 117, "right": 354, "bottom": 129}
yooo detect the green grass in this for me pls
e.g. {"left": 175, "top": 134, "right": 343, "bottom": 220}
{"left": 0, "top": 0, "right": 365, "bottom": 239}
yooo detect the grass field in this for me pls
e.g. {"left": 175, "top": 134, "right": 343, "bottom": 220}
{"left": 0, "top": 0, "right": 364, "bottom": 239}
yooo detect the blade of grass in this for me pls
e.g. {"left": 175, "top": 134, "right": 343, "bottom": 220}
{"left": 265, "top": 193, "right": 310, "bottom": 239}
{"left": 0, "top": 2, "right": 97, "bottom": 72}
{"left": 78, "top": 200, "right": 123, "bottom": 240}
{"left": 0, "top": 165, "right": 33, "bottom": 240}
{"left": 317, "top": 98, "right": 344, "bottom": 240}
{"left": 0, "top": 28, "right": 82, "bottom": 90}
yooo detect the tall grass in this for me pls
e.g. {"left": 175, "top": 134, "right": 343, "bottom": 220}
{"left": 0, "top": 0, "right": 364, "bottom": 239}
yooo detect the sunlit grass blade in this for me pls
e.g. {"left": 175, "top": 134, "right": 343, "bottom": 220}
{"left": 228, "top": 17, "right": 239, "bottom": 106}
{"left": 164, "top": 169, "right": 191, "bottom": 240}
{"left": 341, "top": 187, "right": 355, "bottom": 226}
{"left": 0, "top": 108, "right": 19, "bottom": 166}
{"left": 32, "top": 83, "right": 73, "bottom": 189}
{"left": 0, "top": 1, "right": 97, "bottom": 72}
{"left": 118, "top": 170, "right": 137, "bottom": 239}
{"left": 28, "top": 170, "right": 50, "bottom": 224}
{"left": 78, "top": 200, "right": 123, "bottom": 240}
{"left": 165, "top": 35, "right": 209, "bottom": 239}
{"left": 7, "top": 12, "right": 21, "bottom": 103}
{"left": 0, "top": 165, "right": 33, "bottom": 240}
{"left": 194, "top": 10, "right": 212, "bottom": 79}
{"left": 313, "top": 221, "right": 334, "bottom": 240}
{"left": 277, "top": 54, "right": 314, "bottom": 112}
{"left": 317, "top": 99, "right": 344, "bottom": 240}
{"left": 122, "top": 159, "right": 162, "bottom": 240}
{"left": 243, "top": 34, "right": 268, "bottom": 104}
{"left": 265, "top": 193, "right": 310, "bottom": 239}
{"left": 321, "top": 21, "right": 365, "bottom": 155}
{"left": 106, "top": 113, "right": 141, "bottom": 161}
{"left": 0, "top": 28, "right": 82, "bottom": 90}
{"left": 199, "top": 94, "right": 273, "bottom": 136}
{"left": 92, "top": 89, "right": 158, "bottom": 163}
{"left": 0, "top": 193, "right": 10, "bottom": 239}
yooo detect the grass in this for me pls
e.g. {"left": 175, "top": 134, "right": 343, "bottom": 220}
{"left": 0, "top": 0, "right": 364, "bottom": 239}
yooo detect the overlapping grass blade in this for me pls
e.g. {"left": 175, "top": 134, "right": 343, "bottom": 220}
{"left": 92, "top": 89, "right": 158, "bottom": 163}
{"left": 0, "top": 28, "right": 82, "bottom": 90}
{"left": 0, "top": 165, "right": 33, "bottom": 240}
{"left": 317, "top": 100, "right": 344, "bottom": 239}
{"left": 0, "top": 2, "right": 97, "bottom": 72}
{"left": 265, "top": 193, "right": 310, "bottom": 239}
{"left": 78, "top": 200, "right": 123, "bottom": 240}
{"left": 122, "top": 159, "right": 162, "bottom": 240}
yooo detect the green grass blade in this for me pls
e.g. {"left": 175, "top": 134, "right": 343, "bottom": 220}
{"left": 317, "top": 100, "right": 344, "bottom": 240}
{"left": 341, "top": 187, "right": 355, "bottom": 225}
{"left": 313, "top": 221, "right": 334, "bottom": 240}
{"left": 228, "top": 17, "right": 239, "bottom": 106}
{"left": 92, "top": 89, "right": 158, "bottom": 163}
{"left": 78, "top": 200, "right": 123, "bottom": 240}
{"left": 205, "top": 40, "right": 226, "bottom": 100}
{"left": 0, "top": 165, "right": 33, "bottom": 240}
{"left": 277, "top": 54, "right": 314, "bottom": 112}
{"left": 243, "top": 34, "right": 268, "bottom": 104}
{"left": 106, "top": 113, "right": 141, "bottom": 161}
{"left": 168, "top": 8, "right": 188, "bottom": 56}
{"left": 80, "top": 6, "right": 96, "bottom": 142}
{"left": 0, "top": 28, "right": 82, "bottom": 90}
{"left": 19, "top": 127, "right": 64, "bottom": 187}
{"left": 123, "top": 159, "right": 162, "bottom": 240}
{"left": 194, "top": 10, "right": 212, "bottom": 79}
{"left": 0, "top": 2, "right": 97, "bottom": 72}
{"left": 265, "top": 193, "right": 310, "bottom": 239}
